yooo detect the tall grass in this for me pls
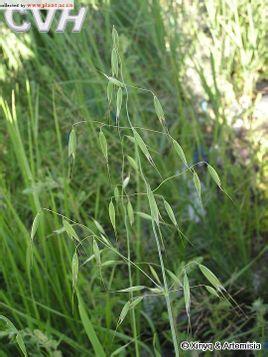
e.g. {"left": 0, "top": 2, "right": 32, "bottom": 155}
{"left": 0, "top": 0, "right": 267, "bottom": 355}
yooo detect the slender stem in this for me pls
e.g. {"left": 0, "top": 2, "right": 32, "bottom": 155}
{"left": 152, "top": 222, "right": 180, "bottom": 357}
{"left": 118, "top": 47, "right": 140, "bottom": 357}
{"left": 135, "top": 143, "right": 142, "bottom": 339}
{"left": 124, "top": 207, "right": 140, "bottom": 357}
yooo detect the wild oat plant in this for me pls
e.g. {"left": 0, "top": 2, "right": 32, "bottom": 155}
{"left": 22, "top": 28, "right": 233, "bottom": 357}
{"left": 1, "top": 9, "right": 264, "bottom": 352}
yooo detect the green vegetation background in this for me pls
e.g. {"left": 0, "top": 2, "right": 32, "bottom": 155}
{"left": 0, "top": 0, "right": 267, "bottom": 355}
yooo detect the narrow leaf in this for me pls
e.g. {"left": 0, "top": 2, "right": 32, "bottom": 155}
{"left": 111, "top": 48, "right": 118, "bottom": 77}
{"left": 16, "top": 333, "right": 27, "bottom": 357}
{"left": 127, "top": 155, "right": 139, "bottom": 172}
{"left": 127, "top": 201, "right": 134, "bottom": 226}
{"left": 100, "top": 234, "right": 111, "bottom": 247}
{"left": 149, "top": 287, "right": 163, "bottom": 294}
{"left": 146, "top": 184, "right": 159, "bottom": 225}
{"left": 93, "top": 219, "right": 105, "bottom": 235}
{"left": 130, "top": 296, "right": 143, "bottom": 309}
{"left": 0, "top": 316, "right": 27, "bottom": 356}
{"left": 119, "top": 286, "right": 145, "bottom": 293}
{"left": 0, "top": 315, "right": 17, "bottom": 332}
{"left": 126, "top": 135, "right": 135, "bottom": 144}
{"left": 63, "top": 219, "right": 80, "bottom": 243}
{"left": 101, "top": 260, "right": 118, "bottom": 267}
{"left": 76, "top": 292, "right": 106, "bottom": 357}
{"left": 109, "top": 200, "right": 116, "bottom": 231}
{"left": 193, "top": 171, "right": 201, "bottom": 198}
{"left": 99, "top": 130, "right": 108, "bottom": 161}
{"left": 116, "top": 87, "right": 122, "bottom": 120}
{"left": 149, "top": 265, "right": 161, "bottom": 284}
{"left": 199, "top": 264, "right": 224, "bottom": 291}
{"left": 167, "top": 270, "right": 180, "bottom": 285}
{"left": 31, "top": 211, "right": 42, "bottom": 241}
{"left": 183, "top": 273, "right": 190, "bottom": 315}
{"left": 114, "top": 186, "right": 120, "bottom": 203}
{"left": 112, "top": 26, "right": 119, "bottom": 48}
{"left": 153, "top": 333, "right": 161, "bottom": 357}
{"left": 133, "top": 129, "right": 153, "bottom": 164}
{"left": 122, "top": 176, "right": 130, "bottom": 189}
{"left": 108, "top": 77, "right": 124, "bottom": 87}
{"left": 136, "top": 212, "right": 152, "bottom": 221}
{"left": 153, "top": 95, "right": 165, "bottom": 123}
{"left": 107, "top": 81, "right": 113, "bottom": 104}
{"left": 172, "top": 139, "right": 187, "bottom": 166}
{"left": 205, "top": 285, "right": 219, "bottom": 297}
{"left": 207, "top": 164, "right": 221, "bottom": 188}
{"left": 68, "top": 128, "right": 77, "bottom": 159}
{"left": 118, "top": 301, "right": 130, "bottom": 325}
{"left": 111, "top": 344, "right": 128, "bottom": 357}
{"left": 93, "top": 239, "right": 101, "bottom": 266}
{"left": 72, "top": 250, "right": 79, "bottom": 289}
{"left": 164, "top": 200, "right": 177, "bottom": 226}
